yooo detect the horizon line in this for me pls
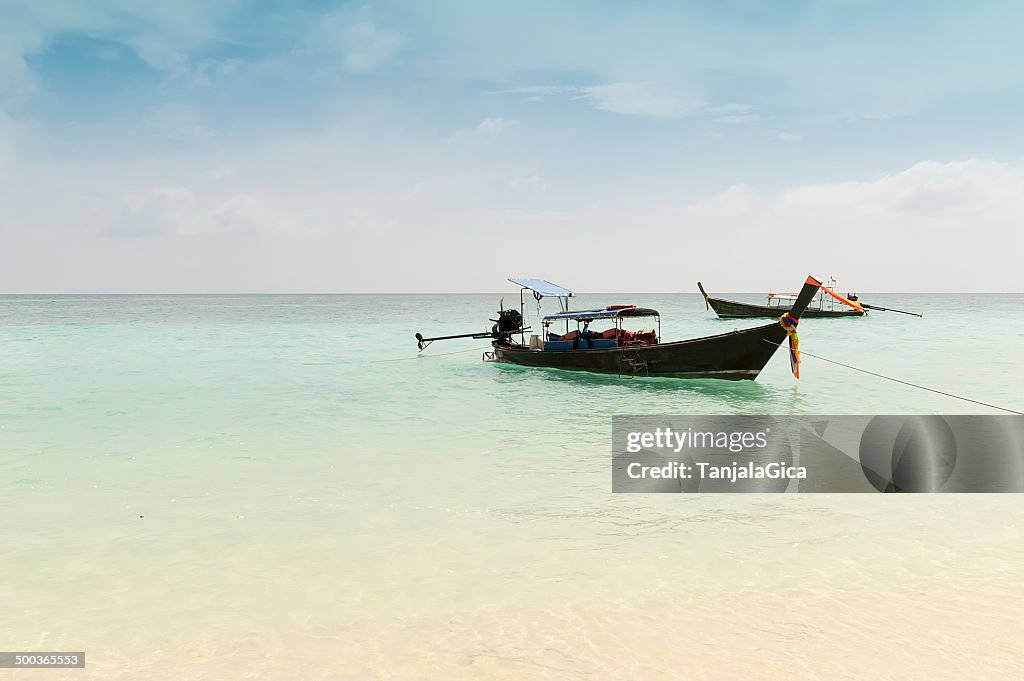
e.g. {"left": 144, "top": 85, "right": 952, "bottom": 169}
{"left": 1, "top": 290, "right": 1020, "bottom": 296}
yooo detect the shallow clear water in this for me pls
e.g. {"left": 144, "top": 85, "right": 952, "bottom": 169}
{"left": 1, "top": 293, "right": 1022, "bottom": 679}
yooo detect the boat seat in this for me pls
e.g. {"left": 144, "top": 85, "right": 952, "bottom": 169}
{"left": 544, "top": 338, "right": 618, "bottom": 351}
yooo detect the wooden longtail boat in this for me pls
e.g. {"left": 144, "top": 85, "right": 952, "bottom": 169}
{"left": 415, "top": 276, "right": 823, "bottom": 381}
{"left": 697, "top": 279, "right": 865, "bottom": 319}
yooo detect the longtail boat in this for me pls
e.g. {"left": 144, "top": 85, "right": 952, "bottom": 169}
{"left": 697, "top": 278, "right": 865, "bottom": 319}
{"left": 414, "top": 276, "right": 823, "bottom": 381}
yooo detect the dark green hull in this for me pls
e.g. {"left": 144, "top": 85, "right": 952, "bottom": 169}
{"left": 491, "top": 321, "right": 787, "bottom": 379}
{"left": 697, "top": 281, "right": 864, "bottom": 319}
{"left": 706, "top": 297, "right": 863, "bottom": 319}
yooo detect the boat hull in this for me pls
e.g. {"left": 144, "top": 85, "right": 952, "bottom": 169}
{"left": 491, "top": 322, "right": 791, "bottom": 380}
{"left": 706, "top": 297, "right": 863, "bottom": 319}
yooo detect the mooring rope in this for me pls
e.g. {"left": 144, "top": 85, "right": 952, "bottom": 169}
{"left": 370, "top": 345, "right": 492, "bottom": 363}
{"left": 762, "top": 339, "right": 1023, "bottom": 415}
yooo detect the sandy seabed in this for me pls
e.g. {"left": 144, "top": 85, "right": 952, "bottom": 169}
{"left": 13, "top": 577, "right": 1021, "bottom": 681}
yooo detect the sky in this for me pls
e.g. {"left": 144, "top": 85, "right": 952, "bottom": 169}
{"left": 1, "top": 0, "right": 1023, "bottom": 293}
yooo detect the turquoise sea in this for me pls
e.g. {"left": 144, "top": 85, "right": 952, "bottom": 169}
{"left": 2, "top": 293, "right": 1022, "bottom": 680}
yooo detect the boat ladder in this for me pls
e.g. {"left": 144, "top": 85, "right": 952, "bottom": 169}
{"left": 618, "top": 350, "right": 648, "bottom": 378}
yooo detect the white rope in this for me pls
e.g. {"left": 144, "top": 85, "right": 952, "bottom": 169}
{"left": 763, "top": 339, "right": 1023, "bottom": 415}
{"left": 370, "top": 345, "right": 491, "bottom": 363}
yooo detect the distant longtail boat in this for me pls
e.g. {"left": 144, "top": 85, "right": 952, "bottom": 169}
{"left": 697, "top": 278, "right": 865, "bottom": 318}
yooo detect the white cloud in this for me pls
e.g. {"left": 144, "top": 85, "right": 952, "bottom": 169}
{"left": 717, "top": 114, "right": 760, "bottom": 125}
{"left": 775, "top": 160, "right": 1019, "bottom": 216}
{"left": 206, "top": 163, "right": 237, "bottom": 180}
{"left": 184, "top": 57, "right": 243, "bottom": 89}
{"left": 477, "top": 117, "right": 518, "bottom": 135}
{"left": 683, "top": 184, "right": 757, "bottom": 220}
{"left": 0, "top": 0, "right": 246, "bottom": 105}
{"left": 685, "top": 160, "right": 1024, "bottom": 222}
{"left": 0, "top": 24, "right": 44, "bottom": 104}
{"left": 140, "top": 103, "right": 217, "bottom": 141}
{"left": 0, "top": 110, "right": 24, "bottom": 175}
{"left": 107, "top": 186, "right": 196, "bottom": 237}
{"left": 502, "top": 85, "right": 569, "bottom": 100}
{"left": 508, "top": 83, "right": 704, "bottom": 119}
{"left": 132, "top": 39, "right": 187, "bottom": 73}
{"left": 493, "top": 208, "right": 571, "bottom": 225}
{"left": 311, "top": 8, "right": 403, "bottom": 72}
{"left": 710, "top": 103, "right": 759, "bottom": 124}
{"left": 3, "top": 1, "right": 1023, "bottom": 293}
{"left": 107, "top": 187, "right": 300, "bottom": 237}
{"left": 510, "top": 174, "right": 546, "bottom": 190}
{"left": 411, "top": 4, "right": 1024, "bottom": 120}
{"left": 678, "top": 159, "right": 1024, "bottom": 290}
{"left": 582, "top": 82, "right": 702, "bottom": 120}
{"left": 444, "top": 117, "right": 520, "bottom": 145}
{"left": 185, "top": 195, "right": 299, "bottom": 235}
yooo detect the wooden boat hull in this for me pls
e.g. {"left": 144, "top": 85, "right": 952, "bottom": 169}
{"left": 491, "top": 322, "right": 791, "bottom": 380}
{"left": 415, "top": 276, "right": 822, "bottom": 381}
{"left": 706, "top": 296, "right": 864, "bottom": 319}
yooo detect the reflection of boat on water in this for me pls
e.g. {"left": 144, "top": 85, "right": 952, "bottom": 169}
{"left": 697, "top": 277, "right": 867, "bottom": 318}
{"left": 415, "top": 276, "right": 823, "bottom": 381}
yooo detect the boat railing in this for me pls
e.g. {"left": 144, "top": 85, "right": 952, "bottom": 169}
{"left": 768, "top": 278, "right": 844, "bottom": 312}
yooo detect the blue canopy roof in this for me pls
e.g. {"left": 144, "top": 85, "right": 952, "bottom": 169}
{"left": 509, "top": 278, "right": 574, "bottom": 298}
{"left": 543, "top": 307, "right": 660, "bottom": 322}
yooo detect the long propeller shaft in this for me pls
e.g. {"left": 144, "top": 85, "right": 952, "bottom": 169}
{"left": 861, "top": 303, "right": 922, "bottom": 317}
{"left": 415, "top": 327, "right": 531, "bottom": 351}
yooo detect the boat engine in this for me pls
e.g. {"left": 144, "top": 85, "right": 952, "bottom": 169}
{"left": 490, "top": 308, "right": 523, "bottom": 340}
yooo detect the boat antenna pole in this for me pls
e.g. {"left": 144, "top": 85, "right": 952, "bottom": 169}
{"left": 520, "top": 288, "right": 526, "bottom": 346}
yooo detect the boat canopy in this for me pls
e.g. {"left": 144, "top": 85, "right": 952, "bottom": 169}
{"left": 543, "top": 307, "right": 659, "bottom": 322}
{"left": 509, "top": 278, "right": 574, "bottom": 298}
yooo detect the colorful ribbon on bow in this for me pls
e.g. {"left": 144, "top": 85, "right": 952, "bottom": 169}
{"left": 779, "top": 313, "right": 800, "bottom": 378}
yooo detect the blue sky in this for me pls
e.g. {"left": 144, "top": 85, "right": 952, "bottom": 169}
{"left": 1, "top": 0, "right": 1023, "bottom": 292}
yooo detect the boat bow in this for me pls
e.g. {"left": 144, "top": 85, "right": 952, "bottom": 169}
{"left": 788, "top": 276, "right": 824, "bottom": 319}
